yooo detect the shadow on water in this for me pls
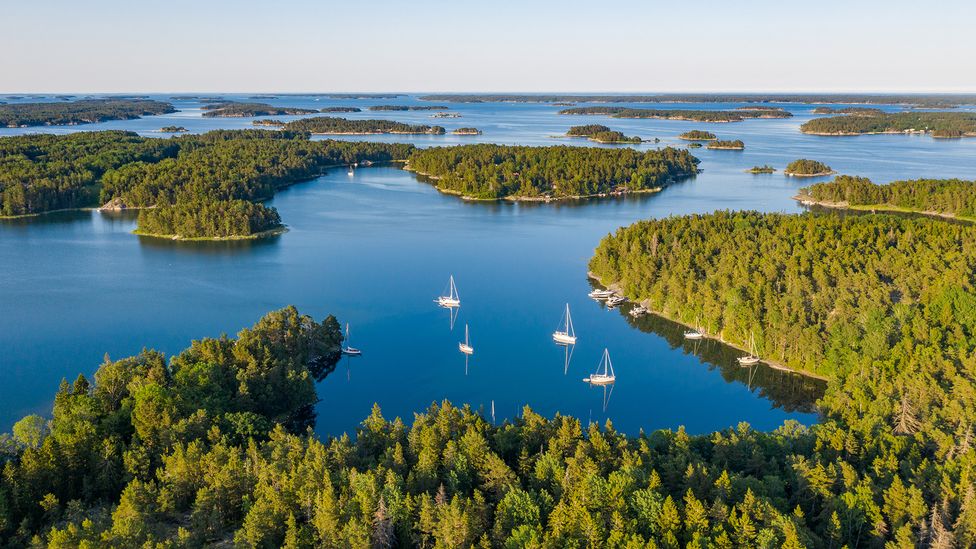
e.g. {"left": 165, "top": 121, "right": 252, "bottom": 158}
{"left": 608, "top": 299, "right": 826, "bottom": 414}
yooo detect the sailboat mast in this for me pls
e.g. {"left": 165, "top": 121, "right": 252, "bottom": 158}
{"left": 566, "top": 303, "right": 574, "bottom": 336}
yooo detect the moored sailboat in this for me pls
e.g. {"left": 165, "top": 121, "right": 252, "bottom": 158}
{"left": 583, "top": 348, "right": 616, "bottom": 385}
{"left": 342, "top": 323, "right": 361, "bottom": 356}
{"left": 552, "top": 303, "right": 577, "bottom": 345}
{"left": 459, "top": 323, "right": 474, "bottom": 355}
{"left": 737, "top": 331, "right": 760, "bottom": 365}
{"left": 436, "top": 275, "right": 461, "bottom": 308}
{"left": 684, "top": 316, "right": 704, "bottom": 339}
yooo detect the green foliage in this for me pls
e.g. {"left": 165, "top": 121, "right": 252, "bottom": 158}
{"left": 748, "top": 165, "right": 776, "bottom": 173}
{"left": 275, "top": 116, "right": 446, "bottom": 135}
{"left": 679, "top": 130, "right": 717, "bottom": 141}
{"left": 320, "top": 106, "right": 362, "bottom": 113}
{"left": 0, "top": 99, "right": 174, "bottom": 127}
{"left": 706, "top": 140, "right": 745, "bottom": 149}
{"left": 812, "top": 107, "right": 884, "bottom": 116}
{"left": 566, "top": 124, "right": 612, "bottom": 136}
{"left": 135, "top": 199, "right": 282, "bottom": 239}
{"left": 785, "top": 159, "right": 832, "bottom": 176}
{"left": 560, "top": 107, "right": 793, "bottom": 121}
{"left": 407, "top": 144, "right": 699, "bottom": 199}
{"left": 801, "top": 176, "right": 976, "bottom": 218}
{"left": 200, "top": 102, "right": 318, "bottom": 117}
{"left": 801, "top": 111, "right": 976, "bottom": 137}
{"left": 367, "top": 105, "right": 449, "bottom": 111}
{"left": 453, "top": 127, "right": 482, "bottom": 135}
{"left": 158, "top": 126, "right": 187, "bottom": 133}
{"left": 11, "top": 416, "right": 48, "bottom": 449}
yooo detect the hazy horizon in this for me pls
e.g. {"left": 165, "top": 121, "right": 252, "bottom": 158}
{"left": 2, "top": 0, "right": 974, "bottom": 94}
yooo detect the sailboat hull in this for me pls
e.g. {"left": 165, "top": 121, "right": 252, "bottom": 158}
{"left": 684, "top": 332, "right": 704, "bottom": 340}
{"left": 584, "top": 375, "right": 615, "bottom": 385}
{"left": 553, "top": 332, "right": 577, "bottom": 345}
{"left": 459, "top": 343, "right": 474, "bottom": 355}
{"left": 436, "top": 298, "right": 460, "bottom": 308}
{"left": 737, "top": 356, "right": 760, "bottom": 365}
{"left": 342, "top": 347, "right": 361, "bottom": 356}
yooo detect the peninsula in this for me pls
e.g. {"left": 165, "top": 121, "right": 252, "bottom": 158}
{"left": 0, "top": 99, "right": 175, "bottom": 127}
{"left": 800, "top": 111, "right": 976, "bottom": 138}
{"left": 264, "top": 117, "right": 446, "bottom": 135}
{"left": 200, "top": 102, "right": 319, "bottom": 118}
{"left": 796, "top": 175, "right": 976, "bottom": 221}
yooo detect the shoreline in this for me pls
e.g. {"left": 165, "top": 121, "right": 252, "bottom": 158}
{"left": 793, "top": 195, "right": 976, "bottom": 223}
{"left": 802, "top": 129, "right": 976, "bottom": 138}
{"left": 587, "top": 271, "right": 831, "bottom": 382}
{"left": 785, "top": 170, "right": 835, "bottom": 177}
{"left": 132, "top": 225, "right": 289, "bottom": 241}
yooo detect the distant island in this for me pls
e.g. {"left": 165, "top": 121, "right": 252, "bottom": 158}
{"left": 323, "top": 93, "right": 402, "bottom": 99}
{"left": 367, "top": 105, "right": 449, "bottom": 111}
{"left": 679, "top": 130, "right": 717, "bottom": 141}
{"left": 560, "top": 107, "right": 792, "bottom": 122}
{"left": 801, "top": 111, "right": 976, "bottom": 138}
{"left": 565, "top": 125, "right": 639, "bottom": 143}
{"left": 0, "top": 99, "right": 175, "bottom": 127}
{"left": 201, "top": 102, "right": 318, "bottom": 118}
{"left": 706, "top": 139, "right": 745, "bottom": 150}
{"left": 418, "top": 94, "right": 976, "bottom": 107}
{"left": 452, "top": 127, "right": 482, "bottom": 135}
{"left": 687, "top": 142, "right": 703, "bottom": 148}
{"left": 735, "top": 106, "right": 786, "bottom": 112}
{"left": 785, "top": 159, "right": 834, "bottom": 177}
{"left": 796, "top": 175, "right": 976, "bottom": 221}
{"left": 159, "top": 126, "right": 188, "bottom": 133}
{"left": 747, "top": 165, "right": 776, "bottom": 173}
{"left": 319, "top": 106, "right": 362, "bottom": 113}
{"left": 431, "top": 112, "right": 462, "bottom": 118}
{"left": 812, "top": 106, "right": 884, "bottom": 116}
{"left": 406, "top": 144, "right": 699, "bottom": 200}
{"left": 258, "top": 117, "right": 446, "bottom": 135}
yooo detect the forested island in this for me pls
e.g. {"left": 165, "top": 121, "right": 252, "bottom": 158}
{"left": 266, "top": 117, "right": 446, "bottom": 135}
{"left": 747, "top": 165, "right": 776, "bottom": 173}
{"left": 784, "top": 159, "right": 833, "bottom": 177}
{"left": 320, "top": 106, "right": 362, "bottom": 113}
{"left": 811, "top": 106, "right": 884, "bottom": 116}
{"left": 421, "top": 93, "right": 976, "bottom": 107}
{"left": 797, "top": 175, "right": 976, "bottom": 220}
{"left": 0, "top": 130, "right": 415, "bottom": 238}
{"left": 565, "top": 125, "right": 640, "bottom": 143}
{"left": 367, "top": 105, "right": 449, "bottom": 111}
{"left": 679, "top": 130, "right": 717, "bottom": 141}
{"left": 734, "top": 106, "right": 785, "bottom": 112}
{"left": 158, "top": 126, "right": 188, "bottom": 133}
{"left": 706, "top": 139, "right": 744, "bottom": 150}
{"left": 431, "top": 112, "right": 462, "bottom": 119}
{"left": 200, "top": 102, "right": 319, "bottom": 118}
{"left": 406, "top": 144, "right": 698, "bottom": 200}
{"left": 560, "top": 107, "right": 792, "bottom": 122}
{"left": 800, "top": 111, "right": 976, "bottom": 138}
{"left": 452, "top": 127, "right": 482, "bottom": 135}
{"left": 0, "top": 99, "right": 175, "bottom": 127}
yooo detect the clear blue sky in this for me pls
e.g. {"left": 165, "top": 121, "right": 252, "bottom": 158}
{"left": 2, "top": 0, "right": 973, "bottom": 93}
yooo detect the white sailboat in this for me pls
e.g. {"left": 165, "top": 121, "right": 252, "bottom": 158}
{"left": 684, "top": 316, "right": 704, "bottom": 339}
{"left": 737, "top": 331, "right": 760, "bottom": 365}
{"left": 552, "top": 303, "right": 577, "bottom": 345}
{"left": 342, "top": 323, "right": 361, "bottom": 356}
{"left": 583, "top": 348, "right": 616, "bottom": 385}
{"left": 459, "top": 324, "right": 474, "bottom": 355}
{"left": 436, "top": 275, "right": 461, "bottom": 308}
{"left": 347, "top": 165, "right": 355, "bottom": 176}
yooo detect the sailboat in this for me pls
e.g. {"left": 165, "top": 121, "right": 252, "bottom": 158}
{"left": 436, "top": 275, "right": 461, "bottom": 308}
{"left": 552, "top": 303, "right": 577, "bottom": 345}
{"left": 684, "top": 316, "right": 704, "bottom": 339}
{"left": 342, "top": 323, "right": 361, "bottom": 356}
{"left": 459, "top": 324, "right": 474, "bottom": 355}
{"left": 583, "top": 348, "right": 616, "bottom": 385}
{"left": 737, "top": 331, "right": 760, "bottom": 365}
{"left": 347, "top": 165, "right": 355, "bottom": 176}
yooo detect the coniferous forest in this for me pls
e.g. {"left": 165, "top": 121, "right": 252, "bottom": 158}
{"left": 0, "top": 100, "right": 175, "bottom": 127}
{"left": 799, "top": 176, "right": 976, "bottom": 218}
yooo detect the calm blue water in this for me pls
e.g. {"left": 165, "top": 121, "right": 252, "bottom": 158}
{"left": 3, "top": 94, "right": 975, "bottom": 435}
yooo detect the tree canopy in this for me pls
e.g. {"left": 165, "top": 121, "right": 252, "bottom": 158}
{"left": 0, "top": 100, "right": 174, "bottom": 127}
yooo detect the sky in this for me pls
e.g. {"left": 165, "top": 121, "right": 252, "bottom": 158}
{"left": 2, "top": 0, "right": 974, "bottom": 93}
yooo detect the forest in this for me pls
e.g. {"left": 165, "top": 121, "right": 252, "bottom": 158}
{"left": 565, "top": 126, "right": 639, "bottom": 143}
{"left": 0, "top": 99, "right": 175, "bottom": 127}
{"left": 135, "top": 199, "right": 283, "bottom": 240}
{"left": 799, "top": 175, "right": 976, "bottom": 219}
{"left": 785, "top": 159, "right": 833, "bottom": 176}
{"left": 272, "top": 117, "right": 446, "bottom": 135}
{"left": 748, "top": 165, "right": 776, "bottom": 173}
{"left": 811, "top": 107, "right": 884, "bottom": 116}
{"left": 706, "top": 140, "right": 745, "bottom": 150}
{"left": 367, "top": 106, "right": 449, "bottom": 111}
{"left": 559, "top": 108, "right": 792, "bottom": 122}
{"left": 3, "top": 284, "right": 976, "bottom": 545}
{"left": 406, "top": 144, "right": 698, "bottom": 199}
{"left": 200, "top": 102, "right": 318, "bottom": 118}
{"left": 800, "top": 112, "right": 976, "bottom": 138}
{"left": 418, "top": 94, "right": 976, "bottom": 107}
{"left": 679, "top": 130, "right": 717, "bottom": 141}
{"left": 320, "top": 107, "right": 362, "bottom": 113}
{"left": 159, "top": 126, "right": 188, "bottom": 133}
{"left": 452, "top": 128, "right": 482, "bottom": 135}
{"left": 0, "top": 130, "right": 415, "bottom": 237}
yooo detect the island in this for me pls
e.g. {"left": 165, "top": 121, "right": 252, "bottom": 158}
{"left": 706, "top": 139, "right": 745, "bottom": 150}
{"left": 0, "top": 130, "right": 416, "bottom": 239}
{"left": 687, "top": 142, "right": 703, "bottom": 148}
{"left": 158, "top": 126, "right": 188, "bottom": 133}
{"left": 559, "top": 107, "right": 792, "bottom": 122}
{"left": 452, "top": 127, "right": 482, "bottom": 135}
{"left": 320, "top": 106, "right": 362, "bottom": 113}
{"left": 796, "top": 175, "right": 976, "bottom": 221}
{"left": 200, "top": 102, "right": 319, "bottom": 118}
{"left": 431, "top": 112, "right": 462, "bottom": 118}
{"left": 565, "top": 124, "right": 640, "bottom": 143}
{"left": 812, "top": 106, "right": 884, "bottom": 116}
{"left": 419, "top": 93, "right": 976, "bottom": 107}
{"left": 800, "top": 111, "right": 976, "bottom": 137}
{"left": 784, "top": 158, "right": 834, "bottom": 177}
{"left": 747, "top": 164, "right": 776, "bottom": 173}
{"left": 734, "top": 106, "right": 786, "bottom": 112}
{"left": 367, "top": 105, "right": 449, "bottom": 111}
{"left": 679, "top": 130, "right": 717, "bottom": 141}
{"left": 405, "top": 143, "right": 699, "bottom": 200}
{"left": 267, "top": 116, "right": 446, "bottom": 135}
{"left": 0, "top": 99, "right": 175, "bottom": 127}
